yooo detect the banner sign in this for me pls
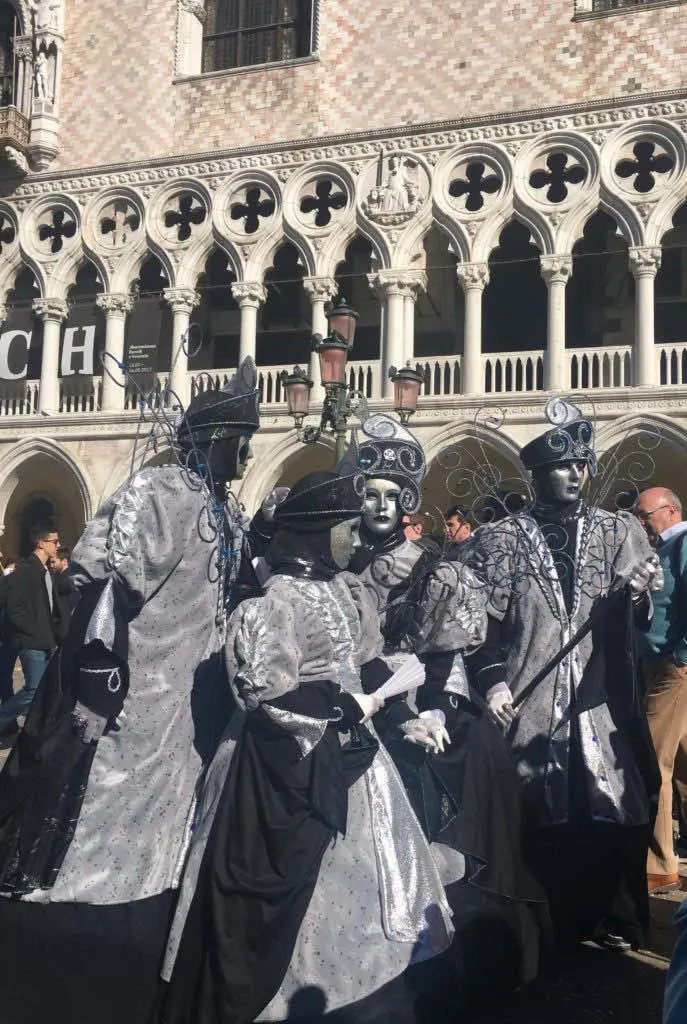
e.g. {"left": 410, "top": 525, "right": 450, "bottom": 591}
{"left": 0, "top": 298, "right": 171, "bottom": 398}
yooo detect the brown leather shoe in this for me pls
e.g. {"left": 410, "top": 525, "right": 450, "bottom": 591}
{"left": 647, "top": 872, "right": 681, "bottom": 892}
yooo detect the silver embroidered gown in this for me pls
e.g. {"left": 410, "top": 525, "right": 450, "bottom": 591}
{"left": 25, "top": 465, "right": 231, "bottom": 906}
{"left": 164, "top": 570, "right": 453, "bottom": 1021}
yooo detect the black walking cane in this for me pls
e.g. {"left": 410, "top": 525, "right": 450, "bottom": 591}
{"left": 511, "top": 587, "right": 628, "bottom": 713}
{"left": 510, "top": 549, "right": 662, "bottom": 713}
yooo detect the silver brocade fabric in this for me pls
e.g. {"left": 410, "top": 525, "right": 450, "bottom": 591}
{"left": 359, "top": 539, "right": 487, "bottom": 699}
{"left": 470, "top": 508, "right": 652, "bottom": 827}
{"left": 24, "top": 466, "right": 230, "bottom": 906}
{"left": 164, "top": 573, "right": 453, "bottom": 1018}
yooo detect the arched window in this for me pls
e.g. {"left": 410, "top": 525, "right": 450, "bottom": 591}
{"left": 202, "top": 0, "right": 315, "bottom": 74}
{"left": 0, "top": 2, "right": 17, "bottom": 108}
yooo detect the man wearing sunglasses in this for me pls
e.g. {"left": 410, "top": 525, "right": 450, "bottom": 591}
{"left": 635, "top": 487, "right": 687, "bottom": 893}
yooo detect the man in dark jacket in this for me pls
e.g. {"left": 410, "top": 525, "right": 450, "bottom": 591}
{"left": 0, "top": 522, "right": 60, "bottom": 739}
{"left": 50, "top": 545, "right": 80, "bottom": 639}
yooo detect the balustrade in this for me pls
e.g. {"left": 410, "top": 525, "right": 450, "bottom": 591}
{"left": 0, "top": 345, "right": 685, "bottom": 419}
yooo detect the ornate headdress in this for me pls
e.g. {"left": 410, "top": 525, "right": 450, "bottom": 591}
{"left": 176, "top": 357, "right": 260, "bottom": 449}
{"left": 354, "top": 414, "right": 426, "bottom": 514}
{"left": 519, "top": 397, "right": 597, "bottom": 478}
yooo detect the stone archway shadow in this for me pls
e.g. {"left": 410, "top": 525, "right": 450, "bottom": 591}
{"left": 0, "top": 437, "right": 96, "bottom": 558}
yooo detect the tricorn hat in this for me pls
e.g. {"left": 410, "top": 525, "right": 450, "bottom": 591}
{"left": 520, "top": 398, "right": 597, "bottom": 477}
{"left": 273, "top": 470, "right": 366, "bottom": 532}
{"left": 177, "top": 357, "right": 260, "bottom": 448}
{"left": 353, "top": 414, "right": 426, "bottom": 514}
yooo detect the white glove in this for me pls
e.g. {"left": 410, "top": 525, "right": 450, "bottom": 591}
{"left": 401, "top": 710, "right": 451, "bottom": 754}
{"left": 261, "top": 486, "right": 291, "bottom": 523}
{"left": 486, "top": 683, "right": 517, "bottom": 731}
{"left": 352, "top": 692, "right": 385, "bottom": 723}
{"left": 627, "top": 555, "right": 662, "bottom": 595}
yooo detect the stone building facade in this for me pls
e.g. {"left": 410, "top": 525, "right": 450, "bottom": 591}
{"left": 0, "top": 0, "right": 685, "bottom": 555}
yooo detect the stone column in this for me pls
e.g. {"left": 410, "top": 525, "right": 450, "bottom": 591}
{"left": 13, "top": 37, "right": 33, "bottom": 118}
{"left": 371, "top": 273, "right": 415, "bottom": 398}
{"left": 164, "top": 288, "right": 200, "bottom": 409}
{"left": 629, "top": 247, "right": 661, "bottom": 388}
{"left": 540, "top": 255, "right": 572, "bottom": 392}
{"left": 303, "top": 276, "right": 338, "bottom": 403}
{"left": 231, "top": 281, "right": 267, "bottom": 365}
{"left": 402, "top": 273, "right": 427, "bottom": 367}
{"left": 456, "top": 263, "right": 489, "bottom": 396}
{"left": 33, "top": 297, "right": 68, "bottom": 414}
{"left": 96, "top": 293, "right": 135, "bottom": 411}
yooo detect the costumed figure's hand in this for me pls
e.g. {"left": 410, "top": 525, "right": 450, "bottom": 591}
{"left": 261, "top": 486, "right": 291, "bottom": 524}
{"left": 352, "top": 692, "right": 385, "bottom": 723}
{"left": 76, "top": 642, "right": 129, "bottom": 722}
{"left": 401, "top": 710, "right": 451, "bottom": 755}
{"left": 486, "top": 683, "right": 517, "bottom": 732}
{"left": 627, "top": 554, "right": 663, "bottom": 596}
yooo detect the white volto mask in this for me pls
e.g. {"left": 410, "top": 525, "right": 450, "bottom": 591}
{"left": 330, "top": 517, "right": 362, "bottom": 570}
{"left": 363, "top": 478, "right": 401, "bottom": 537}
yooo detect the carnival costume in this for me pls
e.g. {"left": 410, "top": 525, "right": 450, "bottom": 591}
{"left": 351, "top": 415, "right": 548, "bottom": 996}
{"left": 161, "top": 468, "right": 453, "bottom": 1024}
{"left": 0, "top": 360, "right": 261, "bottom": 1024}
{"left": 468, "top": 400, "right": 660, "bottom": 947}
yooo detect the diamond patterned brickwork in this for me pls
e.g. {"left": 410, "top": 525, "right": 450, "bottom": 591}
{"left": 55, "top": 0, "right": 687, "bottom": 172}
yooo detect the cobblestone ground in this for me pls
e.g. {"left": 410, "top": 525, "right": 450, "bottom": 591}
{"left": 471, "top": 945, "right": 667, "bottom": 1023}
{"left": 0, "top": 674, "right": 676, "bottom": 1024}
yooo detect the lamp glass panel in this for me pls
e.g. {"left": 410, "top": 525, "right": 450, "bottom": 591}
{"left": 318, "top": 345, "right": 347, "bottom": 384}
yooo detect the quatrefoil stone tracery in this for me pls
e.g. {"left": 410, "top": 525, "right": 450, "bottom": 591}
{"left": 614, "top": 140, "right": 675, "bottom": 194}
{"left": 529, "top": 152, "right": 587, "bottom": 203}
{"left": 162, "top": 192, "right": 207, "bottom": 243}
{"left": 37, "top": 207, "right": 77, "bottom": 255}
{"left": 0, "top": 214, "right": 15, "bottom": 253}
{"left": 448, "top": 161, "right": 503, "bottom": 213}
{"left": 299, "top": 179, "right": 348, "bottom": 227}
{"left": 99, "top": 199, "right": 141, "bottom": 249}
{"left": 230, "top": 186, "right": 276, "bottom": 235}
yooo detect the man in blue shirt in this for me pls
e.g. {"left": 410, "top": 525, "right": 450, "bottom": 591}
{"left": 635, "top": 487, "right": 687, "bottom": 891}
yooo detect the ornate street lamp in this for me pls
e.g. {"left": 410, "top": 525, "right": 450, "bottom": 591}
{"left": 388, "top": 362, "right": 425, "bottom": 424}
{"left": 280, "top": 300, "right": 369, "bottom": 463}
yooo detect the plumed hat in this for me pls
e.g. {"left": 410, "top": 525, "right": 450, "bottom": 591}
{"left": 520, "top": 397, "right": 597, "bottom": 477}
{"left": 177, "top": 357, "right": 260, "bottom": 448}
{"left": 273, "top": 469, "right": 366, "bottom": 532}
{"left": 353, "top": 414, "right": 426, "bottom": 514}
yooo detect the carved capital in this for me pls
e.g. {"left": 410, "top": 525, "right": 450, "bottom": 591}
{"left": 33, "top": 297, "right": 68, "bottom": 322}
{"left": 368, "top": 271, "right": 425, "bottom": 300}
{"left": 302, "top": 277, "right": 338, "bottom": 304}
{"left": 540, "top": 255, "right": 573, "bottom": 286}
{"left": 629, "top": 246, "right": 662, "bottom": 278}
{"left": 231, "top": 281, "right": 267, "bottom": 307}
{"left": 164, "top": 288, "right": 200, "bottom": 314}
{"left": 96, "top": 292, "right": 135, "bottom": 318}
{"left": 455, "top": 262, "right": 490, "bottom": 292}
